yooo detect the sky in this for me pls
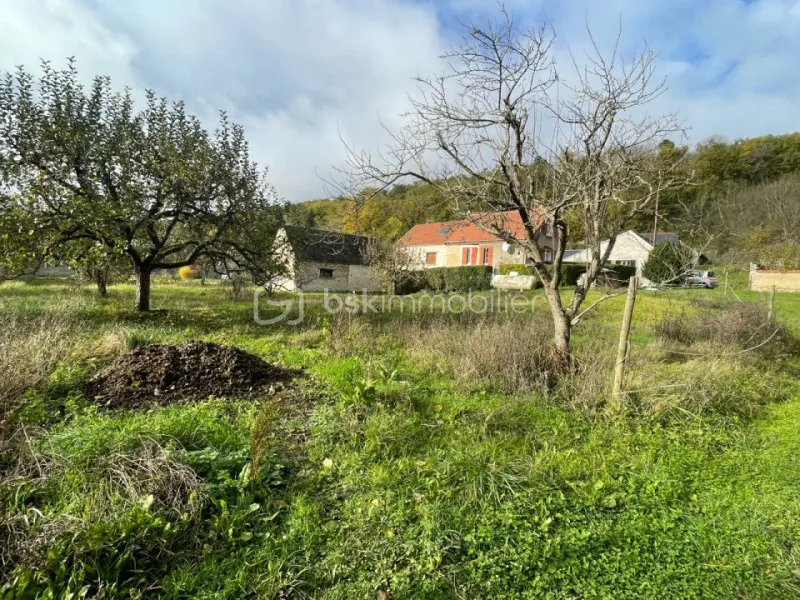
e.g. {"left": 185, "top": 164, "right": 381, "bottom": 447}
{"left": 2, "top": 0, "right": 799, "bottom": 202}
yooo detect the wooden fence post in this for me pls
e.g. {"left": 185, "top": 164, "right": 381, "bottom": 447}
{"left": 610, "top": 276, "right": 639, "bottom": 409}
{"left": 768, "top": 285, "right": 776, "bottom": 322}
{"left": 724, "top": 270, "right": 729, "bottom": 299}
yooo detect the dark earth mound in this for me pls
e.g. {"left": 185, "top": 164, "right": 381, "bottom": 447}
{"left": 86, "top": 341, "right": 290, "bottom": 408}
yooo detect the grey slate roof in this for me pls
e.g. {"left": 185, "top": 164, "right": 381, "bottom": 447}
{"left": 637, "top": 232, "right": 681, "bottom": 246}
{"left": 563, "top": 249, "right": 585, "bottom": 261}
{"left": 283, "top": 225, "right": 374, "bottom": 266}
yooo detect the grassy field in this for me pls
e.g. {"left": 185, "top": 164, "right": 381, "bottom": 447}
{"left": 2, "top": 275, "right": 800, "bottom": 599}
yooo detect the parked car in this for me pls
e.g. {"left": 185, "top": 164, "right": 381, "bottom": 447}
{"left": 686, "top": 270, "right": 718, "bottom": 289}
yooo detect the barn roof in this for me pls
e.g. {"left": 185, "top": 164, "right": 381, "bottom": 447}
{"left": 282, "top": 225, "right": 374, "bottom": 266}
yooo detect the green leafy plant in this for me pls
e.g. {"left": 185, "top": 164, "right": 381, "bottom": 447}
{"left": 642, "top": 242, "right": 695, "bottom": 285}
{"left": 497, "top": 263, "right": 534, "bottom": 276}
{"left": 441, "top": 266, "right": 493, "bottom": 292}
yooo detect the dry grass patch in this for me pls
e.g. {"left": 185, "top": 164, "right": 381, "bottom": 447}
{"left": 655, "top": 302, "right": 780, "bottom": 349}
{"left": 0, "top": 314, "right": 79, "bottom": 414}
{"left": 394, "top": 314, "right": 560, "bottom": 394}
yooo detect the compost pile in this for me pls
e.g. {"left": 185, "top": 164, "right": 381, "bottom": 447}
{"left": 86, "top": 341, "right": 289, "bottom": 408}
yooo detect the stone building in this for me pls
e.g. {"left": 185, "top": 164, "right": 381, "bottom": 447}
{"left": 271, "top": 226, "right": 384, "bottom": 292}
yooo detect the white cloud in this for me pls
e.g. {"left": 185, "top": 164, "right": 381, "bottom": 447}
{"left": 0, "top": 0, "right": 139, "bottom": 86}
{"left": 0, "top": 0, "right": 445, "bottom": 202}
{"left": 2, "top": 0, "right": 800, "bottom": 200}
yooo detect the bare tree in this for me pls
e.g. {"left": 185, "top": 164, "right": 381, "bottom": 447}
{"left": 339, "top": 8, "right": 687, "bottom": 365}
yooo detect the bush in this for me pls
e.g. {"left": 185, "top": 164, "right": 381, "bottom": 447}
{"left": 423, "top": 268, "right": 446, "bottom": 292}
{"left": 559, "top": 264, "right": 586, "bottom": 286}
{"left": 393, "top": 271, "right": 426, "bottom": 295}
{"left": 654, "top": 303, "right": 785, "bottom": 351}
{"left": 442, "top": 266, "right": 493, "bottom": 292}
{"left": 178, "top": 265, "right": 201, "bottom": 281}
{"left": 654, "top": 311, "right": 696, "bottom": 345}
{"left": 609, "top": 265, "right": 637, "bottom": 282}
{"left": 642, "top": 242, "right": 695, "bottom": 285}
{"left": 498, "top": 263, "right": 534, "bottom": 276}
{"left": 393, "top": 267, "right": 492, "bottom": 295}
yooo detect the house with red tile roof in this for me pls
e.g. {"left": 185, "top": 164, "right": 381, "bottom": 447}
{"left": 397, "top": 210, "right": 556, "bottom": 270}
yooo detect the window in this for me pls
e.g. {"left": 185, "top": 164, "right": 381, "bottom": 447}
{"left": 462, "top": 247, "right": 479, "bottom": 265}
{"left": 543, "top": 248, "right": 553, "bottom": 263}
{"left": 614, "top": 260, "right": 636, "bottom": 267}
{"left": 425, "top": 252, "right": 437, "bottom": 266}
{"left": 482, "top": 247, "right": 491, "bottom": 265}
{"left": 319, "top": 268, "right": 334, "bottom": 279}
{"left": 543, "top": 221, "right": 553, "bottom": 237}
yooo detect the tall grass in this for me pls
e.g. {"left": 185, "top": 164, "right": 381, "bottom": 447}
{"left": 2, "top": 280, "right": 800, "bottom": 597}
{"left": 0, "top": 314, "right": 79, "bottom": 415}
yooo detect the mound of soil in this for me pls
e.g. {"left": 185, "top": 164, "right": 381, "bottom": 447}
{"left": 86, "top": 341, "right": 290, "bottom": 408}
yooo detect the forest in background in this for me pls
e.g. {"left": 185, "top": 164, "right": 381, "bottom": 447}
{"left": 287, "top": 132, "right": 800, "bottom": 269}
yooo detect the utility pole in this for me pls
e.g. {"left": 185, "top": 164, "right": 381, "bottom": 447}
{"left": 652, "top": 178, "right": 661, "bottom": 244}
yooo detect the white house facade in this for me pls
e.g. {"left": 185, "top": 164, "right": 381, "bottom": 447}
{"left": 563, "top": 231, "right": 707, "bottom": 286}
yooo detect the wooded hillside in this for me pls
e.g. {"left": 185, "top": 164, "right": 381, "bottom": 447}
{"left": 288, "top": 133, "right": 800, "bottom": 268}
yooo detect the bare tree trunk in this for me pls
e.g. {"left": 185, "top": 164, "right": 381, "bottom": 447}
{"left": 544, "top": 284, "right": 572, "bottom": 369}
{"left": 135, "top": 265, "right": 152, "bottom": 312}
{"left": 95, "top": 267, "right": 108, "bottom": 297}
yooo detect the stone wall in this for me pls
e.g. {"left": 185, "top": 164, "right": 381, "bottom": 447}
{"left": 293, "top": 260, "right": 383, "bottom": 293}
{"left": 295, "top": 260, "right": 351, "bottom": 292}
{"left": 750, "top": 269, "right": 800, "bottom": 292}
{"left": 348, "top": 264, "right": 384, "bottom": 292}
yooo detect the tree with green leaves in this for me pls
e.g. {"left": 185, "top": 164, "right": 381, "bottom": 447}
{"left": 0, "top": 60, "right": 283, "bottom": 310}
{"left": 642, "top": 242, "right": 695, "bottom": 286}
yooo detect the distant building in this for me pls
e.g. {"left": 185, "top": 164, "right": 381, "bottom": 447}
{"left": 563, "top": 231, "right": 709, "bottom": 285}
{"left": 271, "top": 226, "right": 384, "bottom": 292}
{"left": 397, "top": 210, "right": 557, "bottom": 270}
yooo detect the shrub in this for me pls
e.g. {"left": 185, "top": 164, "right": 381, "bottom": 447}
{"left": 394, "top": 267, "right": 492, "bottom": 294}
{"left": 498, "top": 263, "right": 534, "bottom": 276}
{"left": 697, "top": 303, "right": 776, "bottom": 347}
{"left": 642, "top": 242, "right": 695, "bottom": 285}
{"left": 178, "top": 265, "right": 201, "bottom": 281}
{"left": 442, "top": 266, "right": 493, "bottom": 292}
{"left": 609, "top": 264, "right": 637, "bottom": 283}
{"left": 423, "top": 268, "right": 446, "bottom": 292}
{"left": 393, "top": 271, "right": 426, "bottom": 295}
{"left": 559, "top": 264, "right": 586, "bottom": 286}
{"left": 498, "top": 263, "right": 586, "bottom": 286}
{"left": 634, "top": 360, "right": 790, "bottom": 420}
{"left": 654, "top": 311, "right": 696, "bottom": 345}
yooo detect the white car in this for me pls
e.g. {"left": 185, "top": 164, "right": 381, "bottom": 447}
{"left": 686, "top": 270, "right": 718, "bottom": 289}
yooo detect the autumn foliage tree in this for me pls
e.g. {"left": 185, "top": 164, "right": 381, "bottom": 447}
{"left": 0, "top": 60, "right": 282, "bottom": 310}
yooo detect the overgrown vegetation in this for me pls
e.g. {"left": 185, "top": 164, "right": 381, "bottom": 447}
{"left": 0, "top": 277, "right": 798, "bottom": 598}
